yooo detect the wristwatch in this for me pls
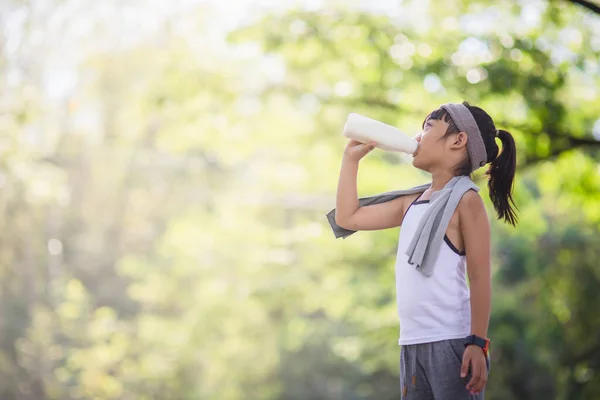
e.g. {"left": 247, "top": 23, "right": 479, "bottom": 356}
{"left": 464, "top": 335, "right": 490, "bottom": 357}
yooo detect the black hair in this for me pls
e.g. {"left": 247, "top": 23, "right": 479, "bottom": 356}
{"left": 423, "top": 102, "right": 518, "bottom": 226}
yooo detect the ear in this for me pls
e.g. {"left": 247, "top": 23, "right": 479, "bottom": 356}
{"left": 449, "top": 131, "right": 468, "bottom": 149}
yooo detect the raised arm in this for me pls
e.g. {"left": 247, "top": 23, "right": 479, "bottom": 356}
{"left": 335, "top": 140, "right": 417, "bottom": 231}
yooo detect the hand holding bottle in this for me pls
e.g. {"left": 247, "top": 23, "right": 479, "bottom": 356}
{"left": 343, "top": 139, "right": 377, "bottom": 163}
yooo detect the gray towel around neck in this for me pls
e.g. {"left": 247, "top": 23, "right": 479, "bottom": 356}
{"left": 326, "top": 175, "right": 479, "bottom": 276}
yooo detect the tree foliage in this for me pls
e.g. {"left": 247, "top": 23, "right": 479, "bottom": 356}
{"left": 0, "top": 0, "right": 599, "bottom": 399}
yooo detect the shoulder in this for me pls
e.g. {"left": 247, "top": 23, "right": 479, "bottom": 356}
{"left": 458, "top": 189, "right": 488, "bottom": 219}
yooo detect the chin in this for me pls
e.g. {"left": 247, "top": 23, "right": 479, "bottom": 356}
{"left": 412, "top": 157, "right": 428, "bottom": 172}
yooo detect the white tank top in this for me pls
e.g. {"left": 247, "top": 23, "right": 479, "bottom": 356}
{"left": 395, "top": 197, "right": 471, "bottom": 345}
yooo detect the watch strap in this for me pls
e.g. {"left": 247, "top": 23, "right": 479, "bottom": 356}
{"left": 464, "top": 335, "right": 490, "bottom": 356}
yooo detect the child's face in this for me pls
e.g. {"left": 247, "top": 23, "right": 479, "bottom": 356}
{"left": 412, "top": 117, "right": 452, "bottom": 172}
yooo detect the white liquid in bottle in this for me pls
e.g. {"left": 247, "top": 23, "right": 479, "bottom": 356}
{"left": 342, "top": 113, "right": 418, "bottom": 155}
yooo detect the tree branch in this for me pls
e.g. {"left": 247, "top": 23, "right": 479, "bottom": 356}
{"left": 569, "top": 136, "right": 600, "bottom": 147}
{"left": 521, "top": 133, "right": 600, "bottom": 168}
{"left": 566, "top": 0, "right": 600, "bottom": 14}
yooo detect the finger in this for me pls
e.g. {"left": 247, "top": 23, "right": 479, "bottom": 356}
{"left": 468, "top": 363, "right": 486, "bottom": 392}
{"left": 467, "top": 374, "right": 480, "bottom": 392}
{"left": 472, "top": 377, "right": 486, "bottom": 395}
{"left": 466, "top": 362, "right": 480, "bottom": 390}
{"left": 346, "top": 140, "right": 363, "bottom": 148}
{"left": 460, "top": 354, "right": 470, "bottom": 378}
{"left": 469, "top": 372, "right": 483, "bottom": 391}
{"left": 362, "top": 143, "right": 376, "bottom": 154}
{"left": 475, "top": 371, "right": 488, "bottom": 392}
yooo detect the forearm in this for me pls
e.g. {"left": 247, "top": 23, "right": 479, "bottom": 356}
{"left": 469, "top": 277, "right": 491, "bottom": 338}
{"left": 335, "top": 157, "right": 360, "bottom": 224}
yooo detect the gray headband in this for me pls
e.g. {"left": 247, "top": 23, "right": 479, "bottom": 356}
{"left": 440, "top": 103, "right": 487, "bottom": 171}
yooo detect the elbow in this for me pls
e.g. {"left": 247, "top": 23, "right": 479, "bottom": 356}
{"left": 335, "top": 213, "right": 352, "bottom": 229}
{"left": 335, "top": 214, "right": 347, "bottom": 229}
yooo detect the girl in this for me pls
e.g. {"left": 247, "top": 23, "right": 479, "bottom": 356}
{"left": 328, "top": 102, "right": 517, "bottom": 399}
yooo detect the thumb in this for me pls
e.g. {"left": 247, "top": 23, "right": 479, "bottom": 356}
{"left": 460, "top": 352, "right": 470, "bottom": 378}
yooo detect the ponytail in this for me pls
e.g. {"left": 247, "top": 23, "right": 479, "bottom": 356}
{"left": 487, "top": 129, "right": 518, "bottom": 226}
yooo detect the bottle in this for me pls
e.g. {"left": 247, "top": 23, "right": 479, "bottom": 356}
{"left": 342, "top": 113, "right": 418, "bottom": 154}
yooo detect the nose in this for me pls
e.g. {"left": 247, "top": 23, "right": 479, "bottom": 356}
{"left": 415, "top": 134, "right": 422, "bottom": 143}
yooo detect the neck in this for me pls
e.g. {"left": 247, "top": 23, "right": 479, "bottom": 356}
{"left": 429, "top": 170, "right": 457, "bottom": 191}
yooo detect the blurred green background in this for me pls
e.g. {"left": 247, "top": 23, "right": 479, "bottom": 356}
{"left": 1, "top": 0, "right": 600, "bottom": 399}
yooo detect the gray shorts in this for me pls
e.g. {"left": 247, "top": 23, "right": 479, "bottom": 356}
{"left": 400, "top": 339, "right": 490, "bottom": 400}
